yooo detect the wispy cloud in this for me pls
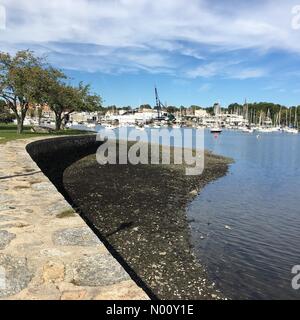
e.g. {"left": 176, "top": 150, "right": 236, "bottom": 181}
{"left": 186, "top": 62, "right": 221, "bottom": 78}
{"left": 228, "top": 68, "right": 268, "bottom": 80}
{"left": 198, "top": 83, "right": 212, "bottom": 92}
{"left": 0, "top": 4, "right": 6, "bottom": 30}
{"left": 186, "top": 60, "right": 267, "bottom": 80}
{"left": 0, "top": 0, "right": 299, "bottom": 77}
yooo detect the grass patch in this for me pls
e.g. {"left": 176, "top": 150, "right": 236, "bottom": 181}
{"left": 0, "top": 123, "right": 91, "bottom": 144}
{"left": 56, "top": 209, "right": 77, "bottom": 219}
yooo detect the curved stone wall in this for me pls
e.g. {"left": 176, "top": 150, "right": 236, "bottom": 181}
{"left": 25, "top": 135, "right": 154, "bottom": 299}
{"left": 26, "top": 135, "right": 102, "bottom": 202}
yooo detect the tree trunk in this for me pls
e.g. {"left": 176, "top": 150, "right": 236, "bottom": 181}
{"left": 6, "top": 101, "right": 27, "bottom": 134}
{"left": 55, "top": 113, "right": 62, "bottom": 131}
{"left": 17, "top": 116, "right": 24, "bottom": 134}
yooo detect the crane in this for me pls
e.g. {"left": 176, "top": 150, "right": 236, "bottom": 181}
{"left": 155, "top": 86, "right": 166, "bottom": 120}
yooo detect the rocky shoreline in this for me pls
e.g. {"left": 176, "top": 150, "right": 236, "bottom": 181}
{"left": 63, "top": 141, "right": 232, "bottom": 300}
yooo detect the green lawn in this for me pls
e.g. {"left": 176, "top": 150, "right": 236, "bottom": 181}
{"left": 0, "top": 123, "right": 91, "bottom": 144}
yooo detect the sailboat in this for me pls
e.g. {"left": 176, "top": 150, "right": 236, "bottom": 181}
{"left": 242, "top": 126, "right": 254, "bottom": 133}
{"left": 283, "top": 107, "right": 299, "bottom": 133}
{"left": 284, "top": 127, "right": 298, "bottom": 134}
{"left": 210, "top": 102, "right": 222, "bottom": 133}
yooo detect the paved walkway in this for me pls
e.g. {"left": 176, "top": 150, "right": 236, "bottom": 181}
{"left": 0, "top": 137, "right": 148, "bottom": 300}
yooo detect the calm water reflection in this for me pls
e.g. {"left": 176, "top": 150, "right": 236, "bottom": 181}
{"left": 188, "top": 130, "right": 300, "bottom": 299}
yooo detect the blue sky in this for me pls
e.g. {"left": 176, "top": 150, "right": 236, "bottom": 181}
{"left": 1, "top": 0, "right": 300, "bottom": 107}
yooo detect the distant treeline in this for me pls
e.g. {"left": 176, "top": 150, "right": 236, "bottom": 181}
{"left": 107, "top": 102, "right": 298, "bottom": 113}
{"left": 227, "top": 102, "right": 300, "bottom": 125}
{"left": 103, "top": 102, "right": 300, "bottom": 125}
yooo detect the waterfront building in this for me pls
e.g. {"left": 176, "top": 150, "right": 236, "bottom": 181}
{"left": 213, "top": 103, "right": 221, "bottom": 116}
{"left": 105, "top": 111, "right": 159, "bottom": 124}
{"left": 194, "top": 109, "right": 208, "bottom": 117}
{"left": 70, "top": 111, "right": 98, "bottom": 123}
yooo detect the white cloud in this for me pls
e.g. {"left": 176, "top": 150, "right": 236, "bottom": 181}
{"left": 0, "top": 4, "right": 6, "bottom": 30}
{"left": 186, "top": 60, "right": 267, "bottom": 79}
{"left": 198, "top": 83, "right": 212, "bottom": 92}
{"left": 186, "top": 63, "right": 220, "bottom": 78}
{"left": 228, "top": 68, "right": 267, "bottom": 80}
{"left": 0, "top": 0, "right": 299, "bottom": 75}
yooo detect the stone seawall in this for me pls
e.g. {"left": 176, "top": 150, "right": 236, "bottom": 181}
{"left": 26, "top": 135, "right": 102, "bottom": 200}
{"left": 0, "top": 136, "right": 148, "bottom": 300}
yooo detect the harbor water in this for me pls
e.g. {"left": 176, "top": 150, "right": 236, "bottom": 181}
{"left": 73, "top": 124, "right": 300, "bottom": 299}
{"left": 188, "top": 130, "right": 300, "bottom": 299}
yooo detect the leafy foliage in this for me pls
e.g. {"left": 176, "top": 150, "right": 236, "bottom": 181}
{"left": 0, "top": 50, "right": 46, "bottom": 133}
{"left": 0, "top": 50, "right": 102, "bottom": 132}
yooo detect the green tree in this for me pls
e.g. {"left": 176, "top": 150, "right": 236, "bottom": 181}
{"left": 166, "top": 106, "right": 178, "bottom": 114}
{"left": 139, "top": 104, "right": 152, "bottom": 110}
{"left": 190, "top": 105, "right": 202, "bottom": 110}
{"left": 0, "top": 99, "right": 15, "bottom": 123}
{"left": 107, "top": 105, "right": 117, "bottom": 111}
{"left": 0, "top": 50, "right": 46, "bottom": 133}
{"left": 41, "top": 69, "right": 102, "bottom": 130}
{"left": 0, "top": 99, "right": 6, "bottom": 112}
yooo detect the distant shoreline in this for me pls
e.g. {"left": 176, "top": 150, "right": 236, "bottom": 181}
{"left": 63, "top": 142, "right": 232, "bottom": 299}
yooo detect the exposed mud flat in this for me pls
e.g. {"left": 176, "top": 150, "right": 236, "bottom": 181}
{"left": 63, "top": 142, "right": 232, "bottom": 299}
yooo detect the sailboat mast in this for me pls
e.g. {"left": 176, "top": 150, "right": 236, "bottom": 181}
{"left": 155, "top": 86, "right": 161, "bottom": 119}
{"left": 279, "top": 107, "right": 282, "bottom": 127}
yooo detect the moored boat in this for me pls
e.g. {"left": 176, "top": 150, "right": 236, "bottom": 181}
{"left": 283, "top": 127, "right": 298, "bottom": 134}
{"left": 210, "top": 127, "right": 222, "bottom": 134}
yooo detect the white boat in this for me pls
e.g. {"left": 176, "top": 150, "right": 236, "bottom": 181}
{"left": 135, "top": 126, "right": 145, "bottom": 131}
{"left": 257, "top": 127, "right": 273, "bottom": 133}
{"left": 271, "top": 126, "right": 281, "bottom": 132}
{"left": 242, "top": 128, "right": 254, "bottom": 133}
{"left": 210, "top": 127, "right": 222, "bottom": 134}
{"left": 283, "top": 127, "right": 298, "bottom": 134}
{"left": 172, "top": 124, "right": 181, "bottom": 129}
